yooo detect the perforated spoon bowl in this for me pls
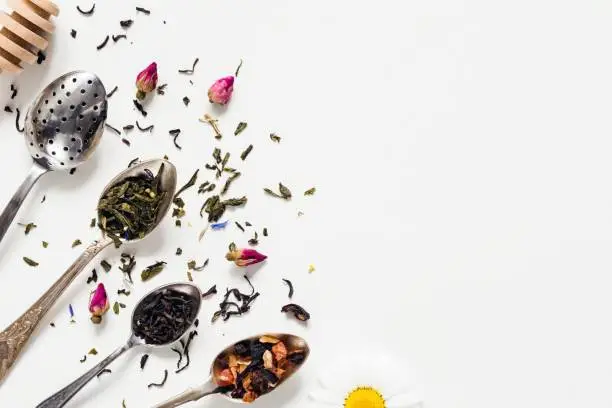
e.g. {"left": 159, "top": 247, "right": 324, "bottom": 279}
{"left": 0, "top": 71, "right": 107, "bottom": 245}
{"left": 0, "top": 159, "right": 176, "bottom": 383}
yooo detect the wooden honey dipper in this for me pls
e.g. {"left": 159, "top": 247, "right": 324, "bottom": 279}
{"left": 0, "top": 0, "right": 59, "bottom": 74}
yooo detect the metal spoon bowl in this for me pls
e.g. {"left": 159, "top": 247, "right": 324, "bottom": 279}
{"left": 36, "top": 282, "right": 202, "bottom": 408}
{"left": 0, "top": 159, "right": 176, "bottom": 383}
{"left": 153, "top": 333, "right": 310, "bottom": 407}
{"left": 0, "top": 71, "right": 106, "bottom": 245}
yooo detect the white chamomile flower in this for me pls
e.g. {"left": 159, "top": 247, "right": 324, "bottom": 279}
{"left": 309, "top": 351, "right": 423, "bottom": 408}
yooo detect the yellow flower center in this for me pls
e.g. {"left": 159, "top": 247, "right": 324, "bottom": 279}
{"left": 344, "top": 386, "right": 386, "bottom": 408}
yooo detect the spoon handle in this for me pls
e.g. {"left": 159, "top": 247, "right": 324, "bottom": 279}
{"left": 151, "top": 379, "right": 218, "bottom": 408}
{"left": 0, "top": 237, "right": 113, "bottom": 383}
{"left": 0, "top": 162, "right": 48, "bottom": 244}
{"left": 36, "top": 340, "right": 134, "bottom": 408}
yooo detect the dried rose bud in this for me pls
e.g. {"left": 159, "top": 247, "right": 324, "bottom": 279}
{"left": 208, "top": 76, "right": 234, "bottom": 105}
{"left": 225, "top": 248, "right": 267, "bottom": 267}
{"left": 89, "top": 283, "right": 110, "bottom": 324}
{"left": 135, "top": 62, "right": 158, "bottom": 100}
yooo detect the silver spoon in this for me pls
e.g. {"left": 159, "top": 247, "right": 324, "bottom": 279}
{"left": 0, "top": 159, "right": 176, "bottom": 383}
{"left": 153, "top": 333, "right": 310, "bottom": 407}
{"left": 36, "top": 282, "right": 202, "bottom": 408}
{"left": 0, "top": 71, "right": 107, "bottom": 245}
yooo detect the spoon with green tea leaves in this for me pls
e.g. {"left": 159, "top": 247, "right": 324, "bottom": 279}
{"left": 36, "top": 282, "right": 202, "bottom": 408}
{"left": 0, "top": 71, "right": 107, "bottom": 246}
{"left": 152, "top": 333, "right": 310, "bottom": 407}
{"left": 0, "top": 159, "right": 176, "bottom": 383}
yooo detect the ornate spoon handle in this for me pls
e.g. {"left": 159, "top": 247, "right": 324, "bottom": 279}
{"left": 0, "top": 237, "right": 112, "bottom": 383}
{"left": 151, "top": 379, "right": 219, "bottom": 408}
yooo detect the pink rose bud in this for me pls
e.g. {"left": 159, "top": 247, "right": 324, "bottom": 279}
{"left": 135, "top": 62, "right": 158, "bottom": 100}
{"left": 226, "top": 248, "right": 267, "bottom": 267}
{"left": 89, "top": 283, "right": 110, "bottom": 324}
{"left": 208, "top": 76, "right": 234, "bottom": 105}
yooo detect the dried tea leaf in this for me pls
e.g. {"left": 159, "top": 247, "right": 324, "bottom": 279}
{"left": 270, "top": 133, "right": 281, "bottom": 143}
{"left": 23, "top": 256, "right": 38, "bottom": 267}
{"left": 234, "top": 122, "right": 247, "bottom": 136}
{"left": 72, "top": 239, "right": 82, "bottom": 248}
{"left": 304, "top": 187, "right": 316, "bottom": 196}
{"left": 187, "top": 271, "right": 193, "bottom": 282}
{"left": 42, "top": 241, "right": 48, "bottom": 248}
{"left": 176, "top": 247, "right": 183, "bottom": 255}
{"left": 140, "top": 354, "right": 149, "bottom": 369}
{"left": 18, "top": 222, "right": 37, "bottom": 235}
{"left": 240, "top": 144, "right": 253, "bottom": 161}
{"left": 113, "top": 301, "right": 120, "bottom": 314}
{"left": 279, "top": 183, "right": 292, "bottom": 199}
{"left": 88, "top": 348, "right": 98, "bottom": 355}
{"left": 281, "top": 303, "right": 310, "bottom": 321}
{"left": 100, "top": 260, "right": 112, "bottom": 272}
{"left": 282, "top": 278, "right": 294, "bottom": 298}
{"left": 174, "top": 169, "right": 198, "bottom": 200}
{"left": 187, "top": 259, "right": 209, "bottom": 271}
{"left": 202, "top": 285, "right": 217, "bottom": 297}
{"left": 235, "top": 222, "right": 245, "bottom": 232}
{"left": 141, "top": 261, "right": 166, "bottom": 281}
{"left": 90, "top": 218, "right": 96, "bottom": 228}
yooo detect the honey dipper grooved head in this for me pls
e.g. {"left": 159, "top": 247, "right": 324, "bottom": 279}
{"left": 0, "top": 0, "right": 59, "bottom": 74}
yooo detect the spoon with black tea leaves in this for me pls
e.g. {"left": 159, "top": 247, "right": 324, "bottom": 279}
{"left": 0, "top": 159, "right": 176, "bottom": 383}
{"left": 152, "top": 333, "right": 311, "bottom": 407}
{"left": 36, "top": 282, "right": 202, "bottom": 408}
{"left": 0, "top": 71, "right": 107, "bottom": 246}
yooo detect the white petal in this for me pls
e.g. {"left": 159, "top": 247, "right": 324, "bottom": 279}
{"left": 309, "top": 388, "right": 344, "bottom": 405}
{"left": 387, "top": 391, "right": 424, "bottom": 408}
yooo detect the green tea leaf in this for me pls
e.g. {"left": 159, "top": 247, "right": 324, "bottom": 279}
{"left": 270, "top": 133, "right": 281, "bottom": 143}
{"left": 240, "top": 144, "right": 253, "bottom": 161}
{"left": 304, "top": 187, "right": 316, "bottom": 196}
{"left": 141, "top": 261, "right": 167, "bottom": 281}
{"left": 23, "top": 256, "right": 38, "bottom": 267}
{"left": 234, "top": 122, "right": 247, "bottom": 136}
{"left": 18, "top": 222, "right": 37, "bottom": 235}
{"left": 113, "top": 301, "right": 120, "bottom": 315}
{"left": 72, "top": 239, "right": 82, "bottom": 248}
{"left": 187, "top": 258, "right": 209, "bottom": 271}
{"left": 88, "top": 348, "right": 98, "bottom": 355}
{"left": 223, "top": 196, "right": 248, "bottom": 207}
{"left": 42, "top": 241, "right": 48, "bottom": 248}
{"left": 221, "top": 172, "right": 241, "bottom": 195}
{"left": 174, "top": 169, "right": 198, "bottom": 200}
{"left": 264, "top": 188, "right": 283, "bottom": 198}
{"left": 212, "top": 148, "right": 222, "bottom": 164}
{"left": 279, "top": 183, "right": 292, "bottom": 199}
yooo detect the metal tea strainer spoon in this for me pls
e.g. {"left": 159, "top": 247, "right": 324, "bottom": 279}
{"left": 152, "top": 333, "right": 311, "bottom": 407}
{"left": 0, "top": 159, "right": 176, "bottom": 383}
{"left": 0, "top": 71, "right": 107, "bottom": 245}
{"left": 36, "top": 282, "right": 202, "bottom": 408}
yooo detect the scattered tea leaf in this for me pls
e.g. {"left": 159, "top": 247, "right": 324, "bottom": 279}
{"left": 90, "top": 218, "right": 96, "bottom": 228}
{"left": 72, "top": 239, "right": 82, "bottom": 248}
{"left": 187, "top": 258, "right": 208, "bottom": 271}
{"left": 279, "top": 183, "right": 292, "bottom": 199}
{"left": 133, "top": 99, "right": 147, "bottom": 116}
{"left": 135, "top": 6, "right": 150, "bottom": 14}
{"left": 282, "top": 278, "right": 294, "bottom": 298}
{"left": 70, "top": 29, "right": 77, "bottom": 38}
{"left": 169, "top": 129, "right": 182, "bottom": 150}
{"left": 15, "top": 108, "right": 24, "bottom": 132}
{"left": 118, "top": 289, "right": 131, "bottom": 296}
{"left": 97, "top": 368, "right": 112, "bottom": 378}
{"left": 112, "top": 34, "right": 127, "bottom": 42}
{"left": 182, "top": 96, "right": 190, "bottom": 106}
{"left": 270, "top": 133, "right": 281, "bottom": 143}
{"left": 221, "top": 172, "right": 241, "bottom": 195}
{"left": 80, "top": 355, "right": 86, "bottom": 363}
{"left": 23, "top": 256, "right": 38, "bottom": 267}
{"left": 42, "top": 241, "right": 48, "bottom": 248}
{"left": 106, "top": 86, "right": 118, "bottom": 98}
{"left": 281, "top": 303, "right": 310, "bottom": 321}
{"left": 120, "top": 19, "right": 133, "bottom": 28}
{"left": 202, "top": 285, "right": 217, "bottom": 297}
{"left": 174, "top": 169, "right": 198, "bottom": 200}
{"left": 76, "top": 3, "right": 95, "bottom": 15}
{"left": 86, "top": 269, "right": 98, "bottom": 284}
{"left": 234, "top": 122, "right": 247, "bottom": 136}
{"left": 304, "top": 187, "right": 316, "bottom": 196}
{"left": 263, "top": 228, "right": 268, "bottom": 236}
{"left": 140, "top": 354, "right": 149, "bottom": 369}
{"left": 248, "top": 231, "right": 259, "bottom": 246}
{"left": 100, "top": 259, "right": 112, "bottom": 272}
{"left": 136, "top": 121, "right": 154, "bottom": 132}
{"left": 157, "top": 84, "right": 167, "bottom": 95}
{"left": 235, "top": 222, "right": 245, "bottom": 232}
{"left": 88, "top": 348, "right": 98, "bottom": 355}
{"left": 119, "top": 253, "right": 136, "bottom": 283}
{"left": 113, "top": 301, "right": 120, "bottom": 314}
{"left": 18, "top": 222, "right": 37, "bottom": 235}
{"left": 141, "top": 261, "right": 166, "bottom": 281}
{"left": 147, "top": 369, "right": 168, "bottom": 388}
{"left": 178, "top": 58, "right": 199, "bottom": 74}
{"left": 240, "top": 144, "right": 253, "bottom": 161}
{"left": 187, "top": 271, "right": 193, "bottom": 282}
{"left": 235, "top": 59, "right": 243, "bottom": 77}
{"left": 96, "top": 35, "right": 110, "bottom": 50}
{"left": 176, "top": 247, "right": 182, "bottom": 255}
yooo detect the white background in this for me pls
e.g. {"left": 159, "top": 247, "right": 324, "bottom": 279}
{"left": 1, "top": 0, "right": 612, "bottom": 407}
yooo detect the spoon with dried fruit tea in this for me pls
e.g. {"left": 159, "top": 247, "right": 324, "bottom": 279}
{"left": 0, "top": 71, "right": 107, "bottom": 246}
{"left": 36, "top": 282, "right": 202, "bottom": 408}
{"left": 0, "top": 159, "right": 176, "bottom": 383}
{"left": 152, "top": 333, "right": 310, "bottom": 407}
